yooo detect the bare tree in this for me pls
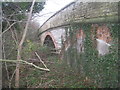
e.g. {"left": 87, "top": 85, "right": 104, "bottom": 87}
{"left": 15, "top": 0, "right": 36, "bottom": 88}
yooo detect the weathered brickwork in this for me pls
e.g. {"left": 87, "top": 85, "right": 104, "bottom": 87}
{"left": 39, "top": 1, "right": 118, "bottom": 32}
{"left": 39, "top": 1, "right": 119, "bottom": 87}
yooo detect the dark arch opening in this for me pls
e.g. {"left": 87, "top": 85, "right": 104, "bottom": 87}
{"left": 43, "top": 35, "right": 55, "bottom": 49}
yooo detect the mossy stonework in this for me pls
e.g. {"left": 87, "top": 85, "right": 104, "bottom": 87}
{"left": 39, "top": 1, "right": 119, "bottom": 88}
{"left": 62, "top": 23, "right": 119, "bottom": 88}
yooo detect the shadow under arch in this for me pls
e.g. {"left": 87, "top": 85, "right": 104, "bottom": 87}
{"left": 43, "top": 35, "right": 55, "bottom": 48}
{"left": 43, "top": 32, "right": 58, "bottom": 49}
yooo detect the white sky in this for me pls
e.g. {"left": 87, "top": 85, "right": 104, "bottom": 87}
{"left": 33, "top": 0, "right": 75, "bottom": 26}
{"left": 33, "top": 0, "right": 120, "bottom": 26}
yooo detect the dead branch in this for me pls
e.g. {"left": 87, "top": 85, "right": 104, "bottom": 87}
{"left": 1, "top": 19, "right": 26, "bottom": 37}
{"left": 9, "top": 69, "right": 16, "bottom": 88}
{"left": 13, "top": 26, "right": 19, "bottom": 43}
{"left": 1, "top": 19, "right": 25, "bottom": 37}
{"left": 6, "top": 47, "right": 15, "bottom": 57}
{"left": 22, "top": 60, "right": 50, "bottom": 71}
{"left": 2, "top": 43, "right": 10, "bottom": 81}
{"left": 7, "top": 21, "right": 18, "bottom": 46}
{"left": 0, "top": 59, "right": 50, "bottom": 71}
{"left": 10, "top": 29, "right": 18, "bottom": 45}
{"left": 3, "top": 21, "right": 18, "bottom": 88}
{"left": 35, "top": 52, "right": 48, "bottom": 69}
{"left": 0, "top": 22, "right": 16, "bottom": 36}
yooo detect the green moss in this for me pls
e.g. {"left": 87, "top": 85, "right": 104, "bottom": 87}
{"left": 63, "top": 23, "right": 118, "bottom": 87}
{"left": 70, "top": 15, "right": 118, "bottom": 24}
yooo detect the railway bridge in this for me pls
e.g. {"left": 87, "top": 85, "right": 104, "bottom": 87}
{"left": 38, "top": 1, "right": 119, "bottom": 87}
{"left": 38, "top": 0, "right": 118, "bottom": 55}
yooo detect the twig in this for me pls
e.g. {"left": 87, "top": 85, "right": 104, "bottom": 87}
{"left": 35, "top": 52, "right": 48, "bottom": 69}
{"left": 2, "top": 43, "right": 10, "bottom": 81}
{"left": 10, "top": 29, "right": 18, "bottom": 45}
{"left": 0, "top": 59, "right": 50, "bottom": 71}
{"left": 0, "top": 22, "right": 16, "bottom": 36}
{"left": 22, "top": 60, "right": 50, "bottom": 71}
{"left": 1, "top": 19, "right": 26, "bottom": 37}
{"left": 9, "top": 69, "right": 16, "bottom": 88}
{"left": 6, "top": 47, "right": 15, "bottom": 57}
{"left": 3, "top": 42, "right": 17, "bottom": 88}
{"left": 7, "top": 21, "right": 18, "bottom": 46}
{"left": 4, "top": 12, "right": 25, "bottom": 17}
{"left": 13, "top": 26, "right": 19, "bottom": 43}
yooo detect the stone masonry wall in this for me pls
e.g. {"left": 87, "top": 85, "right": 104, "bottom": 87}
{"left": 40, "top": 1, "right": 118, "bottom": 32}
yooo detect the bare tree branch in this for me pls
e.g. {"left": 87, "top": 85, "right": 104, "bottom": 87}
{"left": 15, "top": 0, "right": 36, "bottom": 88}
{"left": 0, "top": 22, "right": 16, "bottom": 37}
{"left": 35, "top": 52, "right": 49, "bottom": 69}
{"left": 1, "top": 19, "right": 25, "bottom": 37}
{"left": 2, "top": 43, "right": 10, "bottom": 81}
{"left": 10, "top": 29, "right": 18, "bottom": 46}
{"left": 9, "top": 69, "right": 16, "bottom": 88}
{"left": 7, "top": 21, "right": 19, "bottom": 46}
{"left": 0, "top": 59, "right": 50, "bottom": 71}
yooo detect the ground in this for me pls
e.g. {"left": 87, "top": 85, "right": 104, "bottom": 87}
{"left": 2, "top": 45, "right": 97, "bottom": 88}
{"left": 19, "top": 55, "right": 97, "bottom": 88}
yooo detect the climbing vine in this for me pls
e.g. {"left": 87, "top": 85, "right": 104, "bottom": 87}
{"left": 62, "top": 22, "right": 119, "bottom": 87}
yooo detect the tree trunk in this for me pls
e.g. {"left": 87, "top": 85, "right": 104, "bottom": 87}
{"left": 15, "top": 0, "right": 36, "bottom": 87}
{"left": 15, "top": 45, "right": 21, "bottom": 88}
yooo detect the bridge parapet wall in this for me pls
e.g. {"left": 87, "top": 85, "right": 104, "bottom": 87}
{"left": 40, "top": 1, "right": 118, "bottom": 32}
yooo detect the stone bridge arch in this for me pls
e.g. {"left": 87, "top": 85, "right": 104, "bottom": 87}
{"left": 38, "top": 1, "right": 118, "bottom": 54}
{"left": 41, "top": 32, "right": 58, "bottom": 49}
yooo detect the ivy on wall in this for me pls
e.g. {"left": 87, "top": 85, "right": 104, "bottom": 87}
{"left": 62, "top": 23, "right": 119, "bottom": 88}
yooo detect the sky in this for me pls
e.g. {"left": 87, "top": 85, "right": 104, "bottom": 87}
{"left": 33, "top": 0, "right": 119, "bottom": 26}
{"left": 33, "top": 0, "right": 75, "bottom": 26}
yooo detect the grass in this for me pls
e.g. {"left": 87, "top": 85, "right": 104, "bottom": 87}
{"left": 2, "top": 44, "right": 97, "bottom": 88}
{"left": 19, "top": 55, "right": 97, "bottom": 88}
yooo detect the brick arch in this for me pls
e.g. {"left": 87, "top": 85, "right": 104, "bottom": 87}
{"left": 76, "top": 29, "right": 86, "bottom": 53}
{"left": 96, "top": 25, "right": 112, "bottom": 56}
{"left": 43, "top": 32, "right": 58, "bottom": 49}
{"left": 96, "top": 25, "right": 112, "bottom": 43}
{"left": 76, "top": 29, "right": 86, "bottom": 39}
